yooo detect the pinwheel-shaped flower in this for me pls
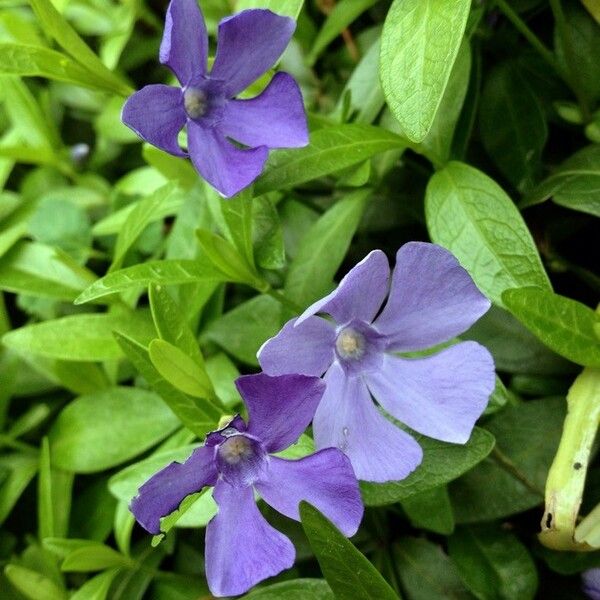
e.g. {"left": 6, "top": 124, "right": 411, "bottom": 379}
{"left": 259, "top": 242, "right": 495, "bottom": 483}
{"left": 131, "top": 374, "right": 363, "bottom": 597}
{"left": 122, "top": 0, "right": 308, "bottom": 197}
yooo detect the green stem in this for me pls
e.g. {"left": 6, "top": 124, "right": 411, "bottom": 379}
{"left": 539, "top": 367, "right": 600, "bottom": 551}
{"left": 266, "top": 289, "right": 305, "bottom": 315}
{"left": 0, "top": 434, "right": 39, "bottom": 454}
{"left": 494, "top": 0, "right": 562, "bottom": 76}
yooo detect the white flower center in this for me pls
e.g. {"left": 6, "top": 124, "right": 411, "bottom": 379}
{"left": 218, "top": 435, "right": 253, "bottom": 465}
{"left": 336, "top": 328, "right": 366, "bottom": 360}
{"left": 183, "top": 87, "right": 208, "bottom": 119}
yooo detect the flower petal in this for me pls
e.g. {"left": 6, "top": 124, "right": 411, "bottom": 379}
{"left": 130, "top": 445, "right": 217, "bottom": 535}
{"left": 187, "top": 121, "right": 268, "bottom": 197}
{"left": 159, "top": 0, "right": 208, "bottom": 85}
{"left": 236, "top": 373, "right": 325, "bottom": 454}
{"left": 206, "top": 482, "right": 294, "bottom": 597}
{"left": 122, "top": 85, "right": 187, "bottom": 157}
{"left": 366, "top": 342, "right": 495, "bottom": 444}
{"left": 296, "top": 250, "right": 390, "bottom": 326}
{"left": 258, "top": 316, "right": 335, "bottom": 377}
{"left": 374, "top": 242, "right": 491, "bottom": 351}
{"left": 211, "top": 10, "right": 296, "bottom": 97}
{"left": 583, "top": 569, "right": 600, "bottom": 600}
{"left": 221, "top": 72, "right": 308, "bottom": 149}
{"left": 313, "top": 363, "right": 423, "bottom": 483}
{"left": 256, "top": 450, "right": 363, "bottom": 536}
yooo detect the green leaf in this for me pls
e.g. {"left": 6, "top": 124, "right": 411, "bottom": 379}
{"left": 479, "top": 61, "right": 547, "bottom": 193}
{"left": 149, "top": 339, "right": 213, "bottom": 399}
{"left": 285, "top": 189, "right": 368, "bottom": 307}
{"left": 2, "top": 311, "right": 155, "bottom": 361}
{"left": 114, "top": 332, "right": 220, "bottom": 437}
{"left": 253, "top": 195, "right": 285, "bottom": 270}
{"left": 0, "top": 43, "right": 120, "bottom": 93}
{"left": 48, "top": 387, "right": 180, "bottom": 473}
{"left": 394, "top": 537, "right": 473, "bottom": 600}
{"left": 401, "top": 486, "right": 454, "bottom": 535}
{"left": 245, "top": 579, "right": 335, "bottom": 599}
{"left": 450, "top": 397, "right": 565, "bottom": 522}
{"left": 502, "top": 287, "right": 600, "bottom": 367}
{"left": 111, "top": 183, "right": 182, "bottom": 270}
{"left": 255, "top": 124, "right": 407, "bottom": 194}
{"left": 299, "top": 502, "right": 399, "bottom": 600}
{"left": 4, "top": 565, "right": 67, "bottom": 600}
{"left": 70, "top": 569, "right": 120, "bottom": 600}
{"left": 361, "top": 427, "right": 495, "bottom": 506}
{"left": 425, "top": 161, "right": 551, "bottom": 306}
{"left": 0, "top": 453, "right": 38, "bottom": 525}
{"left": 234, "top": 0, "right": 305, "bottom": 19}
{"left": 521, "top": 144, "right": 600, "bottom": 216}
{"left": 0, "top": 241, "right": 96, "bottom": 301}
{"left": 380, "top": 0, "right": 471, "bottom": 142}
{"left": 61, "top": 545, "right": 131, "bottom": 572}
{"left": 307, "top": 0, "right": 379, "bottom": 65}
{"left": 75, "top": 259, "right": 226, "bottom": 305}
{"left": 204, "top": 294, "right": 283, "bottom": 366}
{"left": 27, "top": 0, "right": 132, "bottom": 96}
{"left": 448, "top": 525, "right": 538, "bottom": 600}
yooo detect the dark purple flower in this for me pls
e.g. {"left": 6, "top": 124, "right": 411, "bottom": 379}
{"left": 122, "top": 0, "right": 308, "bottom": 198}
{"left": 130, "top": 373, "right": 363, "bottom": 597}
{"left": 258, "top": 242, "right": 495, "bottom": 483}
{"left": 584, "top": 569, "right": 600, "bottom": 600}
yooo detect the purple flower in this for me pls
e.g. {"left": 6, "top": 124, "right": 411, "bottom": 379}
{"left": 122, "top": 0, "right": 308, "bottom": 198}
{"left": 130, "top": 373, "right": 363, "bottom": 597}
{"left": 584, "top": 569, "right": 600, "bottom": 600}
{"left": 258, "top": 242, "right": 495, "bottom": 483}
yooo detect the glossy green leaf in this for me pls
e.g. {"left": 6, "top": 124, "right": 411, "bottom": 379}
{"left": 300, "top": 502, "right": 399, "bottom": 600}
{"left": 48, "top": 387, "right": 180, "bottom": 473}
{"left": 380, "top": 0, "right": 471, "bottom": 142}
{"left": 255, "top": 124, "right": 407, "bottom": 194}
{"left": 61, "top": 545, "right": 131, "bottom": 572}
{"left": 70, "top": 569, "right": 120, "bottom": 600}
{"left": 401, "top": 486, "right": 454, "bottom": 535}
{"left": 4, "top": 565, "right": 67, "bottom": 600}
{"left": 425, "top": 161, "right": 551, "bottom": 306}
{"left": 75, "top": 259, "right": 226, "bottom": 305}
{"left": 361, "top": 427, "right": 495, "bottom": 506}
{"left": 285, "top": 189, "right": 368, "bottom": 307}
{"left": 502, "top": 287, "right": 600, "bottom": 367}
{"left": 448, "top": 525, "right": 538, "bottom": 600}
{"left": 245, "top": 579, "right": 334, "bottom": 599}
{"left": 2, "top": 311, "right": 155, "bottom": 361}
{"left": 0, "top": 453, "right": 38, "bottom": 525}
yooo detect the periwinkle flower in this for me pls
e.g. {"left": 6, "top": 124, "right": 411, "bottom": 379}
{"left": 130, "top": 373, "right": 363, "bottom": 597}
{"left": 583, "top": 569, "right": 600, "bottom": 599}
{"left": 122, "top": 0, "right": 308, "bottom": 198}
{"left": 259, "top": 242, "right": 496, "bottom": 483}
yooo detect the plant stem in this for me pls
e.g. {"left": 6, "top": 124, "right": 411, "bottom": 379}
{"left": 266, "top": 289, "right": 304, "bottom": 315}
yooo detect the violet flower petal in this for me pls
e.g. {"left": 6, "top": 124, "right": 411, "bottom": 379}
{"left": 236, "top": 373, "right": 325, "bottom": 454}
{"left": 296, "top": 250, "right": 390, "bottom": 326}
{"left": 257, "top": 316, "right": 335, "bottom": 377}
{"left": 255, "top": 450, "right": 363, "bottom": 536}
{"left": 121, "top": 85, "right": 186, "bottom": 157}
{"left": 187, "top": 121, "right": 268, "bottom": 197}
{"left": 374, "top": 242, "right": 490, "bottom": 351}
{"left": 313, "top": 363, "right": 423, "bottom": 482}
{"left": 130, "top": 445, "right": 217, "bottom": 535}
{"left": 206, "top": 482, "right": 295, "bottom": 597}
{"left": 366, "top": 342, "right": 495, "bottom": 444}
{"left": 221, "top": 72, "right": 308, "bottom": 148}
{"left": 159, "top": 0, "right": 208, "bottom": 85}
{"left": 211, "top": 10, "right": 296, "bottom": 97}
{"left": 583, "top": 569, "right": 600, "bottom": 600}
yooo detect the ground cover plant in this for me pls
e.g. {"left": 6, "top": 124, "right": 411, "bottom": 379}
{"left": 0, "top": 0, "right": 599, "bottom": 598}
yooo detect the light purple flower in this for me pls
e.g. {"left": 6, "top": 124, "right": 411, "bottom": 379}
{"left": 122, "top": 0, "right": 308, "bottom": 198}
{"left": 584, "top": 569, "right": 600, "bottom": 599}
{"left": 130, "top": 373, "right": 363, "bottom": 597}
{"left": 258, "top": 242, "right": 495, "bottom": 483}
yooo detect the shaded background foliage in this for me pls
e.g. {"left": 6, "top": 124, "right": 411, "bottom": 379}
{"left": 0, "top": 0, "right": 599, "bottom": 598}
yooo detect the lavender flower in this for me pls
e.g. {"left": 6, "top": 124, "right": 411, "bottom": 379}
{"left": 584, "top": 569, "right": 600, "bottom": 599}
{"left": 130, "top": 373, "right": 363, "bottom": 597}
{"left": 258, "top": 242, "right": 495, "bottom": 483}
{"left": 122, "top": 0, "right": 308, "bottom": 198}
